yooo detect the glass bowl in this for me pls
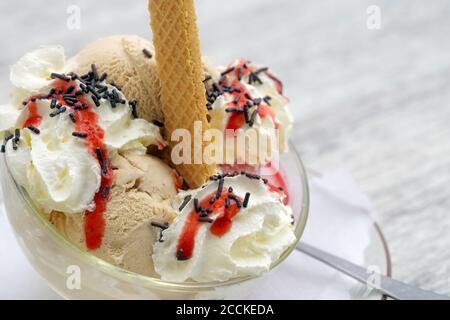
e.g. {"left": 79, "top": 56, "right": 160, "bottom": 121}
{"left": 0, "top": 144, "right": 309, "bottom": 300}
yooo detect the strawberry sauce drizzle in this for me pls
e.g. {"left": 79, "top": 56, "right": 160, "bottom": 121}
{"left": 217, "top": 59, "right": 282, "bottom": 132}
{"left": 221, "top": 163, "right": 289, "bottom": 205}
{"left": 176, "top": 191, "right": 243, "bottom": 260}
{"left": 23, "top": 101, "right": 42, "bottom": 128}
{"left": 22, "top": 79, "right": 113, "bottom": 250}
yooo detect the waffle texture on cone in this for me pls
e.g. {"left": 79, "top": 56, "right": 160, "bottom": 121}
{"left": 149, "top": 0, "right": 216, "bottom": 188}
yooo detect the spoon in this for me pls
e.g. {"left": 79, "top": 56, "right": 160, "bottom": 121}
{"left": 296, "top": 242, "right": 449, "bottom": 300}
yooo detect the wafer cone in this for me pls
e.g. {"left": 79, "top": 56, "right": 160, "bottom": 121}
{"left": 149, "top": 0, "right": 216, "bottom": 188}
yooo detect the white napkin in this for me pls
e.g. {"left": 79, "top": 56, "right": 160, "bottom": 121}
{"left": 0, "top": 170, "right": 377, "bottom": 300}
{"left": 249, "top": 170, "right": 376, "bottom": 299}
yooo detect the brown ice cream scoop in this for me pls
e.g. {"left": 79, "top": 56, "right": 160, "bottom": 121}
{"left": 47, "top": 153, "right": 180, "bottom": 277}
{"left": 68, "top": 35, "right": 219, "bottom": 124}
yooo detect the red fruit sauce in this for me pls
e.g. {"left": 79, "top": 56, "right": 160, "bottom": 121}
{"left": 219, "top": 59, "right": 282, "bottom": 132}
{"left": 22, "top": 79, "right": 113, "bottom": 250}
{"left": 176, "top": 191, "right": 243, "bottom": 260}
{"left": 220, "top": 163, "right": 289, "bottom": 206}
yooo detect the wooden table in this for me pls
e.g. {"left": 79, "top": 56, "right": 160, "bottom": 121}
{"left": 0, "top": 0, "right": 449, "bottom": 295}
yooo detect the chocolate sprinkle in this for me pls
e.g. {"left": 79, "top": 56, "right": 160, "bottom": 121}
{"left": 203, "top": 75, "right": 212, "bottom": 83}
{"left": 96, "top": 72, "right": 106, "bottom": 82}
{"left": 225, "top": 108, "right": 244, "bottom": 113}
{"left": 49, "top": 106, "right": 66, "bottom": 117}
{"left": 179, "top": 195, "right": 192, "bottom": 212}
{"left": 101, "top": 185, "right": 110, "bottom": 198}
{"left": 72, "top": 132, "right": 88, "bottom": 139}
{"left": 243, "top": 192, "right": 251, "bottom": 208}
{"left": 129, "top": 100, "right": 138, "bottom": 119}
{"left": 225, "top": 198, "right": 230, "bottom": 209}
{"left": 91, "top": 94, "right": 100, "bottom": 107}
{"left": 253, "top": 98, "right": 262, "bottom": 106}
{"left": 97, "top": 86, "right": 108, "bottom": 94}
{"left": 228, "top": 194, "right": 242, "bottom": 208}
{"left": 151, "top": 221, "right": 169, "bottom": 230}
{"left": 194, "top": 198, "right": 201, "bottom": 212}
{"left": 110, "top": 82, "right": 122, "bottom": 91}
{"left": 4, "top": 133, "right": 14, "bottom": 143}
{"left": 255, "top": 67, "right": 269, "bottom": 75}
{"left": 87, "top": 85, "right": 101, "bottom": 99}
{"left": 69, "top": 113, "right": 76, "bottom": 123}
{"left": 151, "top": 119, "right": 164, "bottom": 127}
{"left": 0, "top": 145, "right": 5, "bottom": 153}
{"left": 216, "top": 177, "right": 224, "bottom": 199}
{"left": 65, "top": 86, "right": 75, "bottom": 94}
{"left": 249, "top": 109, "right": 258, "bottom": 127}
{"left": 80, "top": 83, "right": 88, "bottom": 93}
{"left": 237, "top": 67, "right": 243, "bottom": 81}
{"left": 221, "top": 67, "right": 235, "bottom": 76}
{"left": 198, "top": 217, "right": 213, "bottom": 223}
{"left": 143, "top": 48, "right": 153, "bottom": 59}
{"left": 50, "top": 96, "right": 57, "bottom": 109}
{"left": 243, "top": 104, "right": 250, "bottom": 123}
{"left": 245, "top": 173, "right": 261, "bottom": 180}
{"left": 176, "top": 249, "right": 189, "bottom": 261}
{"left": 27, "top": 126, "right": 40, "bottom": 135}
{"left": 14, "top": 129, "right": 20, "bottom": 142}
{"left": 95, "top": 148, "right": 107, "bottom": 175}
{"left": 263, "top": 96, "right": 272, "bottom": 105}
{"left": 91, "top": 64, "right": 99, "bottom": 81}
{"left": 50, "top": 73, "right": 70, "bottom": 82}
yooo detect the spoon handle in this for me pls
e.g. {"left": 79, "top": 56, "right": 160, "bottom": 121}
{"left": 296, "top": 242, "right": 449, "bottom": 300}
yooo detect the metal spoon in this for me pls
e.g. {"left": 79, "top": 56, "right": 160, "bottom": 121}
{"left": 296, "top": 242, "right": 449, "bottom": 300}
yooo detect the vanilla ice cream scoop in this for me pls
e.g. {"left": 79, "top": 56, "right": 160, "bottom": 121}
{"left": 153, "top": 173, "right": 296, "bottom": 282}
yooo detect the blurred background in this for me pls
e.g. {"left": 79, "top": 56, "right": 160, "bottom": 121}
{"left": 1, "top": 0, "right": 449, "bottom": 294}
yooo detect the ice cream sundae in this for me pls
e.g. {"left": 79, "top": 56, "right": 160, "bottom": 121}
{"left": 0, "top": 0, "right": 298, "bottom": 285}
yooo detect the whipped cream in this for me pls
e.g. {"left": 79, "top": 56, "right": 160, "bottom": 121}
{"left": 0, "top": 104, "right": 20, "bottom": 140}
{"left": 208, "top": 59, "right": 293, "bottom": 165}
{"left": 10, "top": 46, "right": 66, "bottom": 107}
{"left": 1, "top": 46, "right": 166, "bottom": 215}
{"left": 153, "top": 175, "right": 296, "bottom": 282}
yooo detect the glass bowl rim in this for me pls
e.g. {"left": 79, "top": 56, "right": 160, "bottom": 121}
{"left": 2, "top": 141, "right": 309, "bottom": 292}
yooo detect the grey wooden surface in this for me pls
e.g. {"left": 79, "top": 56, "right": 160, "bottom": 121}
{"left": 1, "top": 0, "right": 449, "bottom": 294}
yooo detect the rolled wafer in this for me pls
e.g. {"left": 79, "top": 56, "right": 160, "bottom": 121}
{"left": 149, "top": 0, "right": 216, "bottom": 188}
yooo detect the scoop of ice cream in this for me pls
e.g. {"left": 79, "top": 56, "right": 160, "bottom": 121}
{"left": 69, "top": 35, "right": 219, "bottom": 125}
{"left": 68, "top": 35, "right": 164, "bottom": 123}
{"left": 153, "top": 174, "right": 296, "bottom": 282}
{"left": 3, "top": 46, "right": 166, "bottom": 215}
{"left": 48, "top": 152, "right": 179, "bottom": 277}
{"left": 207, "top": 59, "right": 293, "bottom": 165}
